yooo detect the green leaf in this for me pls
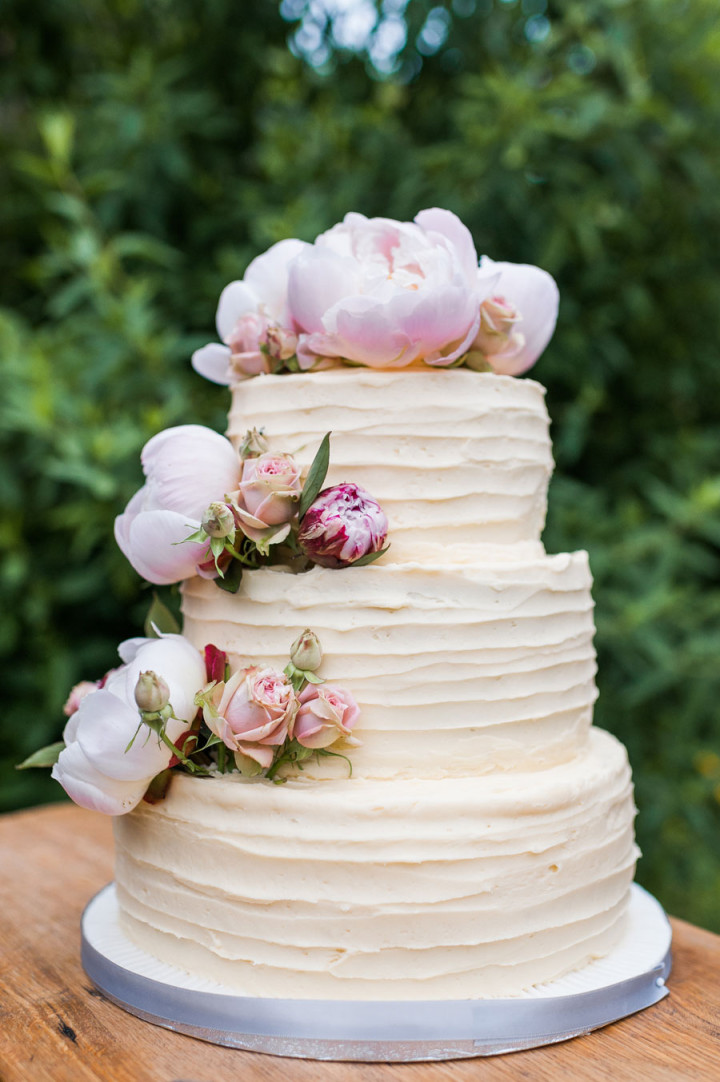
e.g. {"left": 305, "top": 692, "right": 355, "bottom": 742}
{"left": 213, "top": 559, "right": 243, "bottom": 594}
{"left": 142, "top": 769, "right": 174, "bottom": 805}
{"left": 298, "top": 432, "right": 331, "bottom": 519}
{"left": 16, "top": 742, "right": 65, "bottom": 770}
{"left": 144, "top": 593, "right": 181, "bottom": 637}
{"left": 348, "top": 545, "right": 390, "bottom": 568}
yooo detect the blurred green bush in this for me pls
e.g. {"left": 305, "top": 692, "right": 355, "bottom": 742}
{"left": 1, "top": 0, "right": 719, "bottom": 929}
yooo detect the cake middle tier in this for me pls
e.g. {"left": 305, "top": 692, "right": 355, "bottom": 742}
{"left": 182, "top": 550, "right": 597, "bottom": 779}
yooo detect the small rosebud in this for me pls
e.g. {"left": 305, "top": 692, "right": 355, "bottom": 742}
{"left": 290, "top": 629, "right": 323, "bottom": 672}
{"left": 201, "top": 502, "right": 236, "bottom": 539}
{"left": 239, "top": 427, "right": 269, "bottom": 460}
{"left": 134, "top": 670, "right": 170, "bottom": 714}
{"left": 265, "top": 324, "right": 298, "bottom": 362}
{"left": 473, "top": 296, "right": 525, "bottom": 359}
{"left": 63, "top": 680, "right": 100, "bottom": 717}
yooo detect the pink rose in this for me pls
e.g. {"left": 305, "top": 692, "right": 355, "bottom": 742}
{"left": 287, "top": 208, "right": 497, "bottom": 369}
{"left": 63, "top": 680, "right": 101, "bottom": 717}
{"left": 238, "top": 452, "right": 301, "bottom": 526}
{"left": 293, "top": 684, "right": 360, "bottom": 750}
{"left": 472, "top": 258, "right": 559, "bottom": 375}
{"left": 227, "top": 312, "right": 271, "bottom": 378}
{"left": 474, "top": 296, "right": 523, "bottom": 357}
{"left": 202, "top": 666, "right": 298, "bottom": 769}
{"left": 297, "top": 483, "right": 388, "bottom": 568}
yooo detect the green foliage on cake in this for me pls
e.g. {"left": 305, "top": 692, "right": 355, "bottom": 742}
{"left": 1, "top": 0, "right": 719, "bottom": 930}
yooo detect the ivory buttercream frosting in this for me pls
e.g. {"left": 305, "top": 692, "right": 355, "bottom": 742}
{"left": 113, "top": 368, "right": 639, "bottom": 998}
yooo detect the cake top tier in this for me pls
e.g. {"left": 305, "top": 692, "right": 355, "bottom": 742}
{"left": 228, "top": 368, "right": 553, "bottom": 557}
{"left": 191, "top": 209, "right": 559, "bottom": 385}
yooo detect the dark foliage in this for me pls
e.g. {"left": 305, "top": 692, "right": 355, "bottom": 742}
{"left": 1, "top": 0, "right": 719, "bottom": 928}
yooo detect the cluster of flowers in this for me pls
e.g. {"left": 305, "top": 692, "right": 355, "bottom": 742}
{"left": 23, "top": 630, "right": 359, "bottom": 816}
{"left": 114, "top": 426, "right": 388, "bottom": 587}
{"left": 191, "top": 208, "right": 559, "bottom": 383}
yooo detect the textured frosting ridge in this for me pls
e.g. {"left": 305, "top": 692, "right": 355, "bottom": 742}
{"left": 114, "top": 369, "right": 638, "bottom": 999}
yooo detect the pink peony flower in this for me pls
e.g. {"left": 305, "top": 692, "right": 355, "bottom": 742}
{"left": 287, "top": 208, "right": 499, "bottom": 370}
{"left": 297, "top": 483, "right": 388, "bottom": 568}
{"left": 293, "top": 684, "right": 360, "bottom": 750}
{"left": 201, "top": 666, "right": 298, "bottom": 769}
{"left": 191, "top": 238, "right": 310, "bottom": 385}
{"left": 114, "top": 425, "right": 240, "bottom": 585}
{"left": 471, "top": 258, "right": 559, "bottom": 375}
{"left": 52, "top": 635, "right": 206, "bottom": 815}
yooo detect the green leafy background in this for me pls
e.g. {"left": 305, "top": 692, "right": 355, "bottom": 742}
{"left": 2, "top": 0, "right": 719, "bottom": 930}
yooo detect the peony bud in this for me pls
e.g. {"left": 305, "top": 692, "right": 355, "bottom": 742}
{"left": 134, "top": 670, "right": 170, "bottom": 714}
{"left": 201, "top": 502, "right": 236, "bottom": 539}
{"left": 298, "top": 483, "right": 388, "bottom": 568}
{"left": 290, "top": 629, "right": 323, "bottom": 672}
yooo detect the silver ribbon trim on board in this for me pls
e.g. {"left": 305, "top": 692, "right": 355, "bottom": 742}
{"left": 81, "top": 883, "right": 671, "bottom": 1062}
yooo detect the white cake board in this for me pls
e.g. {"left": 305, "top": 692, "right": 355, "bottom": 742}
{"left": 81, "top": 883, "right": 671, "bottom": 1062}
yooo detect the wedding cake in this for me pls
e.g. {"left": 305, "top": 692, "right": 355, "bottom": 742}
{"left": 45, "top": 209, "right": 639, "bottom": 1000}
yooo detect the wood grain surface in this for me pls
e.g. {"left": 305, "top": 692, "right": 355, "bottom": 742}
{"left": 0, "top": 803, "right": 718, "bottom": 1082}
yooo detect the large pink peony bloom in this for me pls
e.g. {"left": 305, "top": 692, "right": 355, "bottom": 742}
{"left": 114, "top": 425, "right": 240, "bottom": 584}
{"left": 201, "top": 666, "right": 298, "bottom": 769}
{"left": 287, "top": 208, "right": 498, "bottom": 370}
{"left": 51, "top": 635, "right": 206, "bottom": 815}
{"left": 293, "top": 684, "right": 360, "bottom": 750}
{"left": 298, "top": 483, "right": 388, "bottom": 568}
{"left": 470, "top": 258, "right": 559, "bottom": 375}
{"left": 192, "top": 239, "right": 308, "bottom": 384}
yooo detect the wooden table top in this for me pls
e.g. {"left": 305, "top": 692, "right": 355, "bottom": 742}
{"left": 0, "top": 803, "right": 718, "bottom": 1082}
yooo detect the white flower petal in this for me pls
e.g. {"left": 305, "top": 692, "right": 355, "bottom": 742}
{"left": 479, "top": 258, "right": 559, "bottom": 374}
{"left": 244, "top": 238, "right": 310, "bottom": 322}
{"left": 287, "top": 248, "right": 360, "bottom": 333}
{"left": 191, "top": 343, "right": 232, "bottom": 385}
{"left": 415, "top": 208, "right": 479, "bottom": 287}
{"left": 216, "top": 280, "right": 259, "bottom": 341}
{"left": 115, "top": 509, "right": 208, "bottom": 584}
{"left": 140, "top": 425, "right": 240, "bottom": 518}
{"left": 52, "top": 742, "right": 150, "bottom": 816}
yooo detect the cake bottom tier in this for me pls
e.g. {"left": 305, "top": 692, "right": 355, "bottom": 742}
{"left": 113, "top": 727, "right": 638, "bottom": 1000}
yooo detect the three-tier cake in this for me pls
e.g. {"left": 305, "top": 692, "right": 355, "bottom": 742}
{"left": 113, "top": 367, "right": 638, "bottom": 999}
{"left": 47, "top": 208, "right": 639, "bottom": 1001}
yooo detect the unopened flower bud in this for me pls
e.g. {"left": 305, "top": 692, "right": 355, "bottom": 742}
{"left": 290, "top": 629, "right": 323, "bottom": 672}
{"left": 134, "top": 670, "right": 170, "bottom": 714}
{"left": 473, "top": 295, "right": 524, "bottom": 359}
{"left": 298, "top": 484, "right": 388, "bottom": 568}
{"left": 239, "top": 427, "right": 269, "bottom": 460}
{"left": 202, "top": 502, "right": 236, "bottom": 539}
